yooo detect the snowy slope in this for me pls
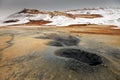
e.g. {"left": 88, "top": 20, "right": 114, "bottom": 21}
{"left": 66, "top": 8, "right": 120, "bottom": 27}
{"left": 0, "top": 8, "right": 120, "bottom": 27}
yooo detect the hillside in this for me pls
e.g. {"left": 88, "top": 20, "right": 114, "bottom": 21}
{"left": 0, "top": 8, "right": 120, "bottom": 27}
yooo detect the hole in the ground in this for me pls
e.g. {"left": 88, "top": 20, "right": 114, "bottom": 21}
{"left": 55, "top": 49, "right": 103, "bottom": 66}
{"left": 35, "top": 35, "right": 80, "bottom": 46}
{"left": 54, "top": 36, "right": 80, "bottom": 46}
{"left": 34, "top": 36, "right": 50, "bottom": 39}
{"left": 47, "top": 41, "right": 64, "bottom": 47}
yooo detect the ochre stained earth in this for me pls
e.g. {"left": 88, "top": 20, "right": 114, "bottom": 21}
{"left": 0, "top": 24, "right": 120, "bottom": 80}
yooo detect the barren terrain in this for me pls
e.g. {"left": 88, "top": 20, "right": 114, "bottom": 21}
{"left": 0, "top": 24, "right": 120, "bottom": 80}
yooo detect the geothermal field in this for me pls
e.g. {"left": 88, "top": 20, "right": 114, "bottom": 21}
{"left": 0, "top": 8, "right": 120, "bottom": 80}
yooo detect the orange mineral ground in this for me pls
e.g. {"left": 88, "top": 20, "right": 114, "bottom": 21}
{"left": 0, "top": 24, "right": 120, "bottom": 80}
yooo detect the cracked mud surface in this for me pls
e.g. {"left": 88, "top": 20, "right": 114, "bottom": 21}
{"left": 0, "top": 27, "right": 120, "bottom": 80}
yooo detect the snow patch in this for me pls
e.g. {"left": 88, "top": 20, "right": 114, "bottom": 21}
{"left": 0, "top": 8, "right": 120, "bottom": 28}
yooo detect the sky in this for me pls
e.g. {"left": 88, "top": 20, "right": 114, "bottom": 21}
{"left": 0, "top": 0, "right": 120, "bottom": 19}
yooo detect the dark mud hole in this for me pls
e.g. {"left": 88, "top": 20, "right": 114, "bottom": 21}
{"left": 48, "top": 41, "right": 63, "bottom": 47}
{"left": 35, "top": 35, "right": 80, "bottom": 46}
{"left": 47, "top": 35, "right": 80, "bottom": 47}
{"left": 55, "top": 49, "right": 103, "bottom": 66}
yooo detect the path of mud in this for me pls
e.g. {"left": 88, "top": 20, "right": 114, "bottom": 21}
{"left": 0, "top": 33, "right": 14, "bottom": 51}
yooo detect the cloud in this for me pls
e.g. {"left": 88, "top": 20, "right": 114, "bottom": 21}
{"left": 0, "top": 0, "right": 119, "bottom": 18}
{"left": 0, "top": 0, "right": 120, "bottom": 10}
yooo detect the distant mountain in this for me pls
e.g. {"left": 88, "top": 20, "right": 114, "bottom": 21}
{"left": 0, "top": 8, "right": 120, "bottom": 27}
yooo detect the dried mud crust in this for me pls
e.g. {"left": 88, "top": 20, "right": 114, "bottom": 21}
{"left": 0, "top": 27, "right": 120, "bottom": 80}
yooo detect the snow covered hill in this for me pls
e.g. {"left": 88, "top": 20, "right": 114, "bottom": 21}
{"left": 0, "top": 8, "right": 120, "bottom": 27}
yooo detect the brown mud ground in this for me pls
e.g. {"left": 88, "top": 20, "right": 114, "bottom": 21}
{"left": 0, "top": 24, "right": 120, "bottom": 80}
